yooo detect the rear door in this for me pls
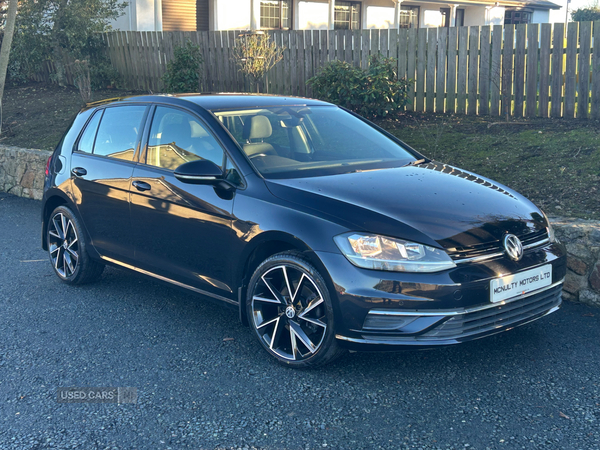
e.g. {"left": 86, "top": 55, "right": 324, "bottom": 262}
{"left": 129, "top": 105, "right": 239, "bottom": 300}
{"left": 71, "top": 104, "right": 149, "bottom": 262}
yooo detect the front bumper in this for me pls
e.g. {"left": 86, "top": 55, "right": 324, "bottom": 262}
{"left": 316, "top": 241, "right": 567, "bottom": 350}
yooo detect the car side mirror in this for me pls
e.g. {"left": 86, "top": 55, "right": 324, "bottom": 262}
{"left": 174, "top": 159, "right": 224, "bottom": 185}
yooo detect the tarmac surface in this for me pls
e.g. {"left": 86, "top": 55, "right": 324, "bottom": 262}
{"left": 1, "top": 192, "right": 599, "bottom": 449}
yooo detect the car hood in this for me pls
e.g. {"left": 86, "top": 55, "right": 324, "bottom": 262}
{"left": 265, "top": 161, "right": 547, "bottom": 249}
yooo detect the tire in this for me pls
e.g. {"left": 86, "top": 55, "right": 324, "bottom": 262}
{"left": 246, "top": 252, "right": 345, "bottom": 368}
{"left": 46, "top": 206, "right": 104, "bottom": 285}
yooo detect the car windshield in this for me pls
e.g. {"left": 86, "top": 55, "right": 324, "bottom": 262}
{"left": 212, "top": 105, "right": 416, "bottom": 179}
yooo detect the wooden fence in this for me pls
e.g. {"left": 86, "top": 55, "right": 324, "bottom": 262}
{"left": 99, "top": 23, "right": 600, "bottom": 119}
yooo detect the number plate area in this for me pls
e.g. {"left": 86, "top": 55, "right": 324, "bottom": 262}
{"left": 490, "top": 264, "right": 553, "bottom": 303}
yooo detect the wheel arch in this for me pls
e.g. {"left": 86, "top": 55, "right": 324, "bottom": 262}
{"left": 41, "top": 192, "right": 72, "bottom": 250}
{"left": 236, "top": 231, "right": 336, "bottom": 327}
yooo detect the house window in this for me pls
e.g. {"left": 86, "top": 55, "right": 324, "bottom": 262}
{"left": 504, "top": 9, "right": 532, "bottom": 25}
{"left": 455, "top": 9, "right": 465, "bottom": 26}
{"left": 261, "top": 0, "right": 292, "bottom": 30}
{"left": 335, "top": 1, "right": 361, "bottom": 30}
{"left": 398, "top": 6, "right": 419, "bottom": 29}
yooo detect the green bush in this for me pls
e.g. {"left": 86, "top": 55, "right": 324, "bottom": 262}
{"left": 307, "top": 54, "right": 410, "bottom": 119}
{"left": 161, "top": 41, "right": 203, "bottom": 93}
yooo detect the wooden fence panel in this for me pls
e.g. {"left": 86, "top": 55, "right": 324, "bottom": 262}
{"left": 467, "top": 26, "right": 479, "bottom": 115}
{"left": 416, "top": 28, "right": 427, "bottom": 112}
{"left": 353, "top": 30, "right": 361, "bottom": 68}
{"left": 479, "top": 26, "right": 491, "bottom": 115}
{"left": 538, "top": 24, "right": 551, "bottom": 117}
{"left": 551, "top": 23, "right": 564, "bottom": 118}
{"left": 457, "top": 27, "right": 469, "bottom": 114}
{"left": 47, "top": 25, "right": 596, "bottom": 119}
{"left": 446, "top": 27, "right": 458, "bottom": 114}
{"left": 526, "top": 24, "right": 539, "bottom": 117}
{"left": 406, "top": 28, "right": 417, "bottom": 111}
{"left": 564, "top": 22, "right": 578, "bottom": 118}
{"left": 436, "top": 28, "right": 447, "bottom": 113}
{"left": 577, "top": 22, "right": 592, "bottom": 118}
{"left": 514, "top": 24, "right": 526, "bottom": 117}
{"left": 501, "top": 25, "right": 515, "bottom": 118}
{"left": 489, "top": 25, "right": 502, "bottom": 116}
{"left": 426, "top": 28, "right": 437, "bottom": 112}
{"left": 361, "top": 30, "right": 370, "bottom": 69}
{"left": 592, "top": 21, "right": 600, "bottom": 119}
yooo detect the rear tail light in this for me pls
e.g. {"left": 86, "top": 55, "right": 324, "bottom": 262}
{"left": 45, "top": 156, "right": 52, "bottom": 176}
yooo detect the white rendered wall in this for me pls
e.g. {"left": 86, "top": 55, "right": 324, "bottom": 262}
{"left": 216, "top": 0, "right": 251, "bottom": 29}
{"left": 298, "top": 0, "right": 329, "bottom": 30}
{"left": 532, "top": 9, "right": 550, "bottom": 23}
{"left": 366, "top": 6, "right": 395, "bottom": 29}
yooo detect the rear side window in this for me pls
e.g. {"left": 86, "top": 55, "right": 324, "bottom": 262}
{"left": 77, "top": 110, "right": 103, "bottom": 153}
{"left": 93, "top": 106, "right": 147, "bottom": 161}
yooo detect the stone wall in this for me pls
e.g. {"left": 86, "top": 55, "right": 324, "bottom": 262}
{"left": 0, "top": 145, "right": 51, "bottom": 200}
{"left": 1, "top": 145, "right": 599, "bottom": 307}
{"left": 553, "top": 218, "right": 600, "bottom": 307}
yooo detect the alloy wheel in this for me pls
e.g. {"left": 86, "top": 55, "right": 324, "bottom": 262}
{"left": 251, "top": 264, "right": 328, "bottom": 361}
{"left": 48, "top": 212, "right": 79, "bottom": 278}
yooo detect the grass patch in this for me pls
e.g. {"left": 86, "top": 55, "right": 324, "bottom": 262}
{"left": 378, "top": 113, "right": 600, "bottom": 220}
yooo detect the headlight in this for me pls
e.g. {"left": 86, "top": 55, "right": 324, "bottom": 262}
{"left": 334, "top": 233, "right": 456, "bottom": 273}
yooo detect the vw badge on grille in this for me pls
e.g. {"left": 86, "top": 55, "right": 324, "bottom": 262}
{"left": 503, "top": 234, "right": 523, "bottom": 261}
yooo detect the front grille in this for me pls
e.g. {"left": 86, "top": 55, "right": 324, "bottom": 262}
{"left": 447, "top": 229, "right": 549, "bottom": 262}
{"left": 413, "top": 284, "right": 562, "bottom": 342}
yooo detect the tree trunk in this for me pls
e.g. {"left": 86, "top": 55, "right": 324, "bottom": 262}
{"left": 52, "top": 0, "right": 70, "bottom": 87}
{"left": 53, "top": 42, "right": 67, "bottom": 87}
{"left": 0, "top": 0, "right": 19, "bottom": 104}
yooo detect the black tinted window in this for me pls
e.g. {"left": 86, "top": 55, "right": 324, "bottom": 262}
{"left": 146, "top": 107, "right": 224, "bottom": 170}
{"left": 94, "top": 106, "right": 146, "bottom": 161}
{"left": 77, "top": 110, "right": 103, "bottom": 153}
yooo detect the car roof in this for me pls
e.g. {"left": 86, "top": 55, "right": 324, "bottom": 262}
{"left": 85, "top": 93, "right": 334, "bottom": 111}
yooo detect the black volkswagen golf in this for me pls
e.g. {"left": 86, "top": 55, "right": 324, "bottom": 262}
{"left": 42, "top": 94, "right": 567, "bottom": 367}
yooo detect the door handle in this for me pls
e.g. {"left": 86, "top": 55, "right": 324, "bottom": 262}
{"left": 71, "top": 167, "right": 87, "bottom": 177}
{"left": 132, "top": 180, "right": 151, "bottom": 192}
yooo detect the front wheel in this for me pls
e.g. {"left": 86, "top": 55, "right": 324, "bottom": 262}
{"left": 47, "top": 206, "right": 104, "bottom": 284}
{"left": 246, "top": 252, "right": 344, "bottom": 368}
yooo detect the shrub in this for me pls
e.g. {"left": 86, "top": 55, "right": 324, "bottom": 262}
{"left": 307, "top": 54, "right": 410, "bottom": 119}
{"left": 233, "top": 32, "right": 284, "bottom": 93}
{"left": 161, "top": 41, "right": 203, "bottom": 93}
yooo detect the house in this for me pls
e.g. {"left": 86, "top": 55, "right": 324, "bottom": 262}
{"left": 110, "top": 0, "right": 561, "bottom": 32}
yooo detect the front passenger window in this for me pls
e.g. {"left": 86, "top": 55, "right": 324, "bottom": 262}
{"left": 146, "top": 107, "right": 224, "bottom": 171}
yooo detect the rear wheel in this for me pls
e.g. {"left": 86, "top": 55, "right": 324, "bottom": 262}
{"left": 247, "top": 252, "right": 344, "bottom": 367}
{"left": 47, "top": 206, "right": 104, "bottom": 284}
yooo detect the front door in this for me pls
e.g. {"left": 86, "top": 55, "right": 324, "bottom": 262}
{"left": 129, "top": 106, "right": 238, "bottom": 300}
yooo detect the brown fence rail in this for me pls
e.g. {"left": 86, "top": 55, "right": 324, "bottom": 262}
{"left": 98, "top": 23, "right": 599, "bottom": 119}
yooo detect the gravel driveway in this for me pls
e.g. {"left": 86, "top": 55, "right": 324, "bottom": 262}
{"left": 1, "top": 192, "right": 599, "bottom": 450}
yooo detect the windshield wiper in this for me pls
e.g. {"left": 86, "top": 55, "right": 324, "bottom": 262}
{"left": 403, "top": 158, "right": 428, "bottom": 167}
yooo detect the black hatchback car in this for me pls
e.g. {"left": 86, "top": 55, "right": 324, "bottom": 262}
{"left": 42, "top": 94, "right": 567, "bottom": 367}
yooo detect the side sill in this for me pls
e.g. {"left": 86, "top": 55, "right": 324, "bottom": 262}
{"left": 100, "top": 256, "right": 239, "bottom": 306}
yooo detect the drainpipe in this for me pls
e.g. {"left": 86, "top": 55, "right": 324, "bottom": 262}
{"left": 393, "top": 0, "right": 403, "bottom": 29}
{"left": 450, "top": 4, "right": 458, "bottom": 26}
{"left": 328, "top": 0, "right": 336, "bottom": 30}
{"left": 250, "top": 0, "right": 260, "bottom": 30}
{"left": 154, "top": 0, "right": 163, "bottom": 31}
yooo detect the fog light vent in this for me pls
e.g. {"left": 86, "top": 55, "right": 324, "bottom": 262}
{"left": 362, "top": 314, "right": 418, "bottom": 331}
